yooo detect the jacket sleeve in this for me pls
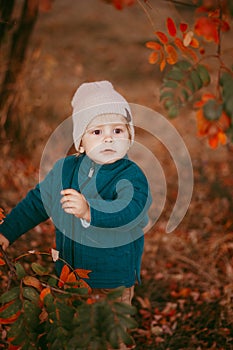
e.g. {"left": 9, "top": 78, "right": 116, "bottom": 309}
{"left": 0, "top": 162, "right": 57, "bottom": 244}
{"left": 88, "top": 165, "right": 152, "bottom": 230}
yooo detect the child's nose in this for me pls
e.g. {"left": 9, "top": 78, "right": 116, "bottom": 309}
{"left": 104, "top": 136, "right": 113, "bottom": 143}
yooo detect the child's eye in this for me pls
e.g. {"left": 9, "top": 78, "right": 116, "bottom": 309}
{"left": 114, "top": 128, "right": 123, "bottom": 134}
{"left": 92, "top": 129, "right": 101, "bottom": 135}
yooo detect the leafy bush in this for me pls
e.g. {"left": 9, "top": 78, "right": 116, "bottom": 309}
{"left": 0, "top": 249, "right": 137, "bottom": 350}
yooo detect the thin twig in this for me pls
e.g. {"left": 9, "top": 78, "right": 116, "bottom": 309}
{"left": 0, "top": 245, "right": 17, "bottom": 280}
{"left": 136, "top": 0, "right": 156, "bottom": 30}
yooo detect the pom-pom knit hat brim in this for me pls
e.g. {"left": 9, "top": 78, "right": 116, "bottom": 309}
{"left": 71, "top": 81, "right": 134, "bottom": 151}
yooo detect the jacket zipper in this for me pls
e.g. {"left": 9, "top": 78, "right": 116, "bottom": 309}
{"left": 72, "top": 161, "right": 95, "bottom": 267}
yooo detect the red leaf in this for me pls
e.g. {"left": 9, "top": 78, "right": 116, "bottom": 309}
{"left": 194, "top": 17, "right": 219, "bottom": 43}
{"left": 112, "top": 0, "right": 135, "bottom": 10}
{"left": 180, "top": 22, "right": 188, "bottom": 32}
{"left": 167, "top": 17, "right": 177, "bottom": 37}
{"left": 155, "top": 31, "right": 168, "bottom": 44}
{"left": 0, "top": 257, "right": 6, "bottom": 265}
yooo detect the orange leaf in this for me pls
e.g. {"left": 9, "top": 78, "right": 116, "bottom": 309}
{"left": 194, "top": 17, "right": 219, "bottom": 43}
{"left": 165, "top": 44, "right": 178, "bottom": 65}
{"left": 66, "top": 271, "right": 77, "bottom": 283}
{"left": 160, "top": 54, "right": 166, "bottom": 72}
{"left": 0, "top": 207, "right": 5, "bottom": 223}
{"left": 0, "top": 310, "right": 21, "bottom": 324}
{"left": 39, "top": 287, "right": 51, "bottom": 303}
{"left": 190, "top": 37, "right": 199, "bottom": 48}
{"left": 208, "top": 135, "right": 219, "bottom": 148}
{"left": 167, "top": 17, "right": 177, "bottom": 37}
{"left": 217, "top": 131, "right": 227, "bottom": 145}
{"left": 0, "top": 300, "right": 14, "bottom": 313}
{"left": 146, "top": 41, "right": 162, "bottom": 50}
{"left": 174, "top": 37, "right": 185, "bottom": 50}
{"left": 58, "top": 265, "right": 70, "bottom": 288}
{"left": 79, "top": 279, "right": 92, "bottom": 294}
{"left": 186, "top": 45, "right": 201, "bottom": 61}
{"left": 180, "top": 22, "right": 188, "bottom": 32}
{"left": 0, "top": 258, "right": 6, "bottom": 265}
{"left": 23, "top": 276, "right": 43, "bottom": 291}
{"left": 179, "top": 287, "right": 191, "bottom": 297}
{"left": 155, "top": 31, "right": 168, "bottom": 44}
{"left": 86, "top": 297, "right": 96, "bottom": 305}
{"left": 149, "top": 51, "right": 160, "bottom": 64}
{"left": 175, "top": 38, "right": 198, "bottom": 62}
{"left": 74, "top": 268, "right": 92, "bottom": 279}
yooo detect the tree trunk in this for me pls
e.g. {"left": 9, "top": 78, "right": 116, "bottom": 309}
{"left": 0, "top": 0, "right": 15, "bottom": 48}
{"left": 0, "top": 0, "right": 39, "bottom": 143}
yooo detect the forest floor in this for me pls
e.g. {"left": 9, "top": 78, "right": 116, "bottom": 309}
{"left": 1, "top": 0, "right": 233, "bottom": 349}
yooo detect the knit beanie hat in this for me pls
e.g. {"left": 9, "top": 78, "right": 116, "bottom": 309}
{"left": 71, "top": 81, "right": 134, "bottom": 151}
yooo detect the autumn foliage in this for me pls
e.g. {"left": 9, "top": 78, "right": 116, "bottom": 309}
{"left": 0, "top": 248, "right": 137, "bottom": 349}
{"left": 144, "top": 1, "right": 233, "bottom": 148}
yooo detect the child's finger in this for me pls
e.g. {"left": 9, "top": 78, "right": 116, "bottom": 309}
{"left": 61, "top": 189, "right": 78, "bottom": 196}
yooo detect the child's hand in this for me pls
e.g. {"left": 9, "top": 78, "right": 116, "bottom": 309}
{"left": 60, "top": 189, "right": 90, "bottom": 222}
{"left": 0, "top": 234, "right": 9, "bottom": 250}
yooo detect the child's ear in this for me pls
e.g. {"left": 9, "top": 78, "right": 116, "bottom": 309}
{"left": 79, "top": 145, "right": 85, "bottom": 153}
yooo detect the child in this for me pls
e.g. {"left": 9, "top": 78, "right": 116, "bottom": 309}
{"left": 0, "top": 81, "right": 152, "bottom": 349}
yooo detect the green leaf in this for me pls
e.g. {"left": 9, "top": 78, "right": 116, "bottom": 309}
{"left": 15, "top": 262, "right": 26, "bottom": 279}
{"left": 168, "top": 105, "right": 179, "bottom": 118}
{"left": 203, "top": 100, "right": 223, "bottom": 121}
{"left": 190, "top": 70, "right": 203, "bottom": 90}
{"left": 21, "top": 341, "right": 35, "bottom": 350}
{"left": 162, "top": 80, "right": 179, "bottom": 88}
{"left": 65, "top": 287, "right": 88, "bottom": 295}
{"left": 0, "top": 286, "right": 20, "bottom": 304}
{"left": 224, "top": 98, "right": 233, "bottom": 119}
{"left": 31, "top": 262, "right": 48, "bottom": 275}
{"left": 22, "top": 287, "right": 40, "bottom": 303}
{"left": 106, "top": 286, "right": 125, "bottom": 300}
{"left": 11, "top": 326, "right": 27, "bottom": 346}
{"left": 117, "top": 313, "right": 138, "bottom": 329}
{"left": 166, "top": 68, "right": 184, "bottom": 81}
{"left": 44, "top": 293, "right": 55, "bottom": 313}
{"left": 0, "top": 299, "right": 22, "bottom": 318}
{"left": 56, "top": 301, "right": 75, "bottom": 327}
{"left": 160, "top": 90, "right": 174, "bottom": 102}
{"left": 196, "top": 64, "right": 210, "bottom": 86}
{"left": 185, "top": 79, "right": 196, "bottom": 93}
{"left": 47, "top": 276, "right": 58, "bottom": 287}
{"left": 7, "top": 314, "right": 24, "bottom": 339}
{"left": 23, "top": 300, "right": 41, "bottom": 330}
{"left": 113, "top": 302, "right": 136, "bottom": 316}
{"left": 180, "top": 88, "right": 190, "bottom": 102}
{"left": 175, "top": 60, "right": 192, "bottom": 71}
{"left": 164, "top": 99, "right": 174, "bottom": 109}
{"left": 220, "top": 72, "right": 233, "bottom": 97}
{"left": 117, "top": 324, "right": 134, "bottom": 346}
{"left": 108, "top": 326, "right": 119, "bottom": 349}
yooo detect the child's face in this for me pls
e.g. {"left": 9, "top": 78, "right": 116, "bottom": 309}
{"left": 81, "top": 114, "right": 130, "bottom": 164}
